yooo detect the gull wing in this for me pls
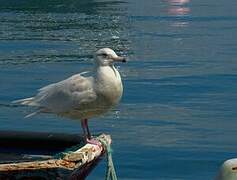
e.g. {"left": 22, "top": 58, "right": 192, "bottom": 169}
{"left": 15, "top": 73, "right": 97, "bottom": 114}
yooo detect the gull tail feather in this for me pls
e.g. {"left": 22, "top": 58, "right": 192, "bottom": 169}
{"left": 25, "top": 110, "right": 41, "bottom": 118}
{"left": 12, "top": 97, "right": 37, "bottom": 106}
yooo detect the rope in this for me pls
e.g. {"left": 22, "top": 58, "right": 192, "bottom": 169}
{"left": 98, "top": 137, "right": 118, "bottom": 180}
{"left": 54, "top": 135, "right": 118, "bottom": 180}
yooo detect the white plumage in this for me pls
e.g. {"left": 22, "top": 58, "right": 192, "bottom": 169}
{"left": 216, "top": 158, "right": 237, "bottom": 180}
{"left": 14, "top": 48, "right": 126, "bottom": 141}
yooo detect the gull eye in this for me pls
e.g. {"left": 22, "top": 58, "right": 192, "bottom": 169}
{"left": 100, "top": 53, "right": 108, "bottom": 58}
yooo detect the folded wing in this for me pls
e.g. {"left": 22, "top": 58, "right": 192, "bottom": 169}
{"left": 14, "top": 74, "right": 97, "bottom": 115}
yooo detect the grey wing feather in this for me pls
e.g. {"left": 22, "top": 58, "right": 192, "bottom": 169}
{"left": 12, "top": 97, "right": 35, "bottom": 105}
{"left": 14, "top": 73, "right": 97, "bottom": 114}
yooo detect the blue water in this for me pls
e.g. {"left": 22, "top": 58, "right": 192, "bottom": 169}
{"left": 1, "top": 0, "right": 237, "bottom": 179}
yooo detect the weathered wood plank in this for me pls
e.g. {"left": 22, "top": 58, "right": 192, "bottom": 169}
{"left": 0, "top": 134, "right": 111, "bottom": 179}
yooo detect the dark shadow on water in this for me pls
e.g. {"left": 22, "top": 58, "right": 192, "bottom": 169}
{"left": 0, "top": 0, "right": 127, "bottom": 14}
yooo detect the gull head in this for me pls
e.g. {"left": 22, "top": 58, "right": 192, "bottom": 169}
{"left": 94, "top": 48, "right": 126, "bottom": 66}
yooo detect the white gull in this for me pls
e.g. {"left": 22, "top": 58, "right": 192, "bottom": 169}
{"left": 14, "top": 48, "right": 126, "bottom": 142}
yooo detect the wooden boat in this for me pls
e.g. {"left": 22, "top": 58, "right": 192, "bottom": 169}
{"left": 0, "top": 131, "right": 111, "bottom": 179}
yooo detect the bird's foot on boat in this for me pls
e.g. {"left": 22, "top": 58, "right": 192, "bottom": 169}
{"left": 86, "top": 137, "right": 101, "bottom": 147}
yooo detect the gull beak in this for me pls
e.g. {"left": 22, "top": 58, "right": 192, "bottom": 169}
{"left": 112, "top": 56, "right": 127, "bottom": 63}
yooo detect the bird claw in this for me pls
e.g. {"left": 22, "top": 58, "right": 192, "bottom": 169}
{"left": 86, "top": 137, "right": 101, "bottom": 146}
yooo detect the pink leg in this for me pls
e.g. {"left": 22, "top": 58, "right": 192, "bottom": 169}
{"left": 81, "top": 119, "right": 101, "bottom": 146}
{"left": 81, "top": 119, "right": 87, "bottom": 138}
{"left": 84, "top": 119, "right": 91, "bottom": 139}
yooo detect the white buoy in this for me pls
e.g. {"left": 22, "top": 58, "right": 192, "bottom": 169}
{"left": 216, "top": 158, "right": 237, "bottom": 180}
